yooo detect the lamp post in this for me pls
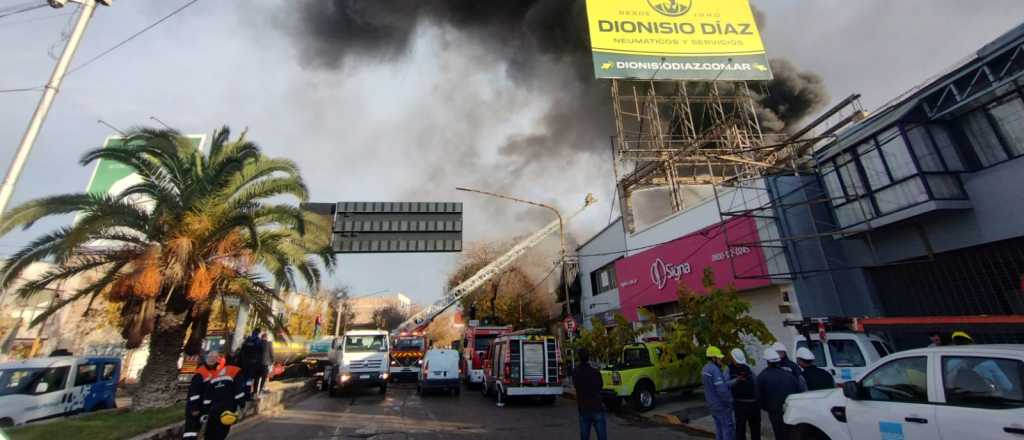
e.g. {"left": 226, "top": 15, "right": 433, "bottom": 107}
{"left": 455, "top": 187, "right": 576, "bottom": 368}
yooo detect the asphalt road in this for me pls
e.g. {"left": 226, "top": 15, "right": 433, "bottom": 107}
{"left": 230, "top": 382, "right": 703, "bottom": 440}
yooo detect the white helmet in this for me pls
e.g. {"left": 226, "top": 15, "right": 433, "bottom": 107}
{"left": 762, "top": 347, "right": 781, "bottom": 363}
{"left": 796, "top": 347, "right": 815, "bottom": 361}
{"left": 771, "top": 342, "right": 788, "bottom": 356}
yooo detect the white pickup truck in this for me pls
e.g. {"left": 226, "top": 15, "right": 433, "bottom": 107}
{"left": 324, "top": 329, "right": 391, "bottom": 396}
{"left": 784, "top": 345, "right": 1024, "bottom": 440}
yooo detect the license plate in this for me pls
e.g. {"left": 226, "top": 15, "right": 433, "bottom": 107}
{"left": 360, "top": 374, "right": 370, "bottom": 379}
{"left": 432, "top": 371, "right": 443, "bottom": 375}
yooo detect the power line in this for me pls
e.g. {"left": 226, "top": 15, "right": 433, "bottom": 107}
{"left": 0, "top": 86, "right": 43, "bottom": 94}
{"left": 0, "top": 2, "right": 46, "bottom": 20}
{"left": 66, "top": 0, "right": 200, "bottom": 75}
{"left": 0, "top": 9, "right": 70, "bottom": 26}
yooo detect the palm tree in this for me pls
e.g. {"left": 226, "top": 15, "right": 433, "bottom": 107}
{"left": 0, "top": 127, "right": 334, "bottom": 409}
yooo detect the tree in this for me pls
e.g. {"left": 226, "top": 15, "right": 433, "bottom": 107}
{"left": 449, "top": 242, "right": 557, "bottom": 330}
{"left": 569, "top": 312, "right": 652, "bottom": 366}
{"left": 0, "top": 127, "right": 334, "bottom": 409}
{"left": 371, "top": 305, "right": 409, "bottom": 332}
{"left": 424, "top": 312, "right": 460, "bottom": 348}
{"left": 662, "top": 268, "right": 775, "bottom": 377}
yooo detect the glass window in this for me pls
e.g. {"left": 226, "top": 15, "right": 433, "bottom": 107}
{"left": 394, "top": 338, "right": 425, "bottom": 351}
{"left": 75, "top": 364, "right": 98, "bottom": 386}
{"left": 838, "top": 161, "right": 865, "bottom": 198}
{"left": 928, "top": 125, "right": 965, "bottom": 171}
{"left": 879, "top": 128, "right": 918, "bottom": 180}
{"left": 796, "top": 340, "right": 827, "bottom": 367}
{"left": 988, "top": 96, "right": 1024, "bottom": 157}
{"left": 474, "top": 335, "right": 496, "bottom": 352}
{"left": 828, "top": 340, "right": 866, "bottom": 367}
{"left": 861, "top": 356, "right": 929, "bottom": 403}
{"left": 35, "top": 366, "right": 69, "bottom": 395}
{"left": 871, "top": 341, "right": 890, "bottom": 358}
{"left": 101, "top": 363, "right": 116, "bottom": 381}
{"left": 926, "top": 175, "right": 965, "bottom": 199}
{"left": 821, "top": 166, "right": 844, "bottom": 206}
{"left": 590, "top": 260, "right": 619, "bottom": 295}
{"left": 906, "top": 126, "right": 945, "bottom": 172}
{"left": 344, "top": 335, "right": 387, "bottom": 353}
{"left": 961, "top": 110, "right": 1009, "bottom": 166}
{"left": 0, "top": 368, "right": 41, "bottom": 396}
{"left": 622, "top": 348, "right": 652, "bottom": 368}
{"left": 942, "top": 356, "right": 1024, "bottom": 409}
{"left": 875, "top": 177, "right": 928, "bottom": 214}
{"left": 835, "top": 199, "right": 873, "bottom": 228}
{"left": 858, "top": 144, "right": 892, "bottom": 189}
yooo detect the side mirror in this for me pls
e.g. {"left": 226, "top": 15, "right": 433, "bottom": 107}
{"left": 34, "top": 382, "right": 49, "bottom": 394}
{"left": 842, "top": 381, "right": 861, "bottom": 400}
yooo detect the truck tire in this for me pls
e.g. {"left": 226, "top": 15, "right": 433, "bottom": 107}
{"left": 631, "top": 381, "right": 656, "bottom": 412}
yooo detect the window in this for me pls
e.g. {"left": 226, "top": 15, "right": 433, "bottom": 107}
{"left": 33, "top": 366, "right": 69, "bottom": 395}
{"left": 473, "top": 335, "right": 496, "bottom": 352}
{"left": 838, "top": 160, "right": 865, "bottom": 198}
{"left": 821, "top": 166, "right": 844, "bottom": 206}
{"left": 878, "top": 128, "right": 917, "bottom": 180}
{"left": 871, "top": 341, "right": 891, "bottom": 358}
{"left": 988, "top": 96, "right": 1024, "bottom": 157}
{"left": 875, "top": 177, "right": 928, "bottom": 214}
{"left": 590, "top": 261, "right": 619, "bottom": 295}
{"left": 75, "top": 364, "right": 98, "bottom": 386}
{"left": 621, "top": 348, "right": 652, "bottom": 368}
{"left": 796, "top": 340, "right": 827, "bottom": 367}
{"left": 961, "top": 109, "right": 1009, "bottom": 166}
{"left": 344, "top": 335, "right": 387, "bottom": 353}
{"left": 926, "top": 175, "right": 965, "bottom": 199}
{"left": 928, "top": 125, "right": 965, "bottom": 171}
{"left": 828, "top": 340, "right": 866, "bottom": 367}
{"left": 905, "top": 126, "right": 945, "bottom": 172}
{"left": 101, "top": 363, "right": 117, "bottom": 381}
{"left": 942, "top": 356, "right": 1024, "bottom": 409}
{"left": 834, "top": 198, "right": 872, "bottom": 227}
{"left": 858, "top": 144, "right": 891, "bottom": 189}
{"left": 861, "top": 356, "right": 929, "bottom": 403}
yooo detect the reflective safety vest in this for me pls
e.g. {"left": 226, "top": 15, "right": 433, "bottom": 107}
{"left": 184, "top": 364, "right": 245, "bottom": 438}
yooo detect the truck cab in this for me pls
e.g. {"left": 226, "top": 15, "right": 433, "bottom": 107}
{"left": 461, "top": 324, "right": 512, "bottom": 387}
{"left": 794, "top": 332, "right": 895, "bottom": 383}
{"left": 390, "top": 332, "right": 428, "bottom": 382}
{"left": 325, "top": 329, "right": 391, "bottom": 396}
{"left": 481, "top": 330, "right": 562, "bottom": 404}
{"left": 600, "top": 341, "right": 701, "bottom": 412}
{"left": 0, "top": 356, "right": 120, "bottom": 427}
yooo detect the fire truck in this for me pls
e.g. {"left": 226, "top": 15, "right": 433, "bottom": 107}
{"left": 390, "top": 331, "right": 428, "bottom": 382}
{"left": 481, "top": 329, "right": 562, "bottom": 403}
{"left": 462, "top": 323, "right": 513, "bottom": 388}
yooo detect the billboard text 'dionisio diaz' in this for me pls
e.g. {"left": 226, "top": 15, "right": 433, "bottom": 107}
{"left": 586, "top": 0, "right": 772, "bottom": 81}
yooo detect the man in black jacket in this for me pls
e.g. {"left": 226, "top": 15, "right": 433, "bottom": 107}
{"left": 796, "top": 347, "right": 835, "bottom": 391}
{"left": 573, "top": 348, "right": 607, "bottom": 440}
{"left": 757, "top": 348, "right": 801, "bottom": 440}
{"left": 184, "top": 352, "right": 246, "bottom": 440}
{"left": 238, "top": 329, "right": 263, "bottom": 398}
{"left": 729, "top": 348, "right": 760, "bottom": 440}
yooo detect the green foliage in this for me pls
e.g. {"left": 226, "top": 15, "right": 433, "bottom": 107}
{"left": 662, "top": 267, "right": 775, "bottom": 373}
{"left": 7, "top": 405, "right": 184, "bottom": 440}
{"left": 568, "top": 312, "right": 652, "bottom": 366}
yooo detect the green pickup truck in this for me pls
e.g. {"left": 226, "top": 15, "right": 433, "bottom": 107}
{"left": 599, "top": 341, "right": 701, "bottom": 412}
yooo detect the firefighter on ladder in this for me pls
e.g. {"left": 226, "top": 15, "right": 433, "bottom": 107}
{"left": 184, "top": 351, "right": 246, "bottom": 440}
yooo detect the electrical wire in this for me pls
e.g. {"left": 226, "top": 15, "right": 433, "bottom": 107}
{"left": 66, "top": 0, "right": 200, "bottom": 75}
{"left": 0, "top": 86, "right": 43, "bottom": 93}
{"left": 0, "top": 9, "right": 70, "bottom": 26}
{"left": 0, "top": 2, "right": 46, "bottom": 20}
{"left": 573, "top": 221, "right": 728, "bottom": 258}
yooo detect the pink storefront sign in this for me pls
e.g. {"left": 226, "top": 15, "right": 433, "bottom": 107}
{"left": 614, "top": 216, "right": 771, "bottom": 321}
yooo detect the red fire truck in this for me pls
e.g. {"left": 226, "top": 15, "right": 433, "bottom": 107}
{"left": 481, "top": 329, "right": 563, "bottom": 404}
{"left": 461, "top": 323, "right": 512, "bottom": 388}
{"left": 390, "top": 331, "right": 428, "bottom": 382}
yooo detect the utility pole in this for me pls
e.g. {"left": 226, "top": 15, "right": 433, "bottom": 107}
{"left": 0, "top": 0, "right": 110, "bottom": 217}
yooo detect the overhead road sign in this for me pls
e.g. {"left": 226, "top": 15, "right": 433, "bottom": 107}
{"left": 302, "top": 201, "right": 463, "bottom": 254}
{"left": 585, "top": 0, "right": 772, "bottom": 81}
{"left": 86, "top": 134, "right": 206, "bottom": 195}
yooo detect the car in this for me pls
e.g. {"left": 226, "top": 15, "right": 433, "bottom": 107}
{"left": 784, "top": 344, "right": 1024, "bottom": 440}
{"left": 0, "top": 356, "right": 120, "bottom": 427}
{"left": 794, "top": 332, "right": 895, "bottom": 383}
{"left": 600, "top": 340, "right": 700, "bottom": 412}
{"left": 417, "top": 348, "right": 460, "bottom": 396}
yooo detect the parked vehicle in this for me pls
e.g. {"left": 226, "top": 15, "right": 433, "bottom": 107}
{"left": 0, "top": 356, "right": 120, "bottom": 427}
{"left": 481, "top": 330, "right": 562, "bottom": 404}
{"left": 794, "top": 332, "right": 894, "bottom": 383}
{"left": 417, "top": 348, "right": 461, "bottom": 396}
{"left": 600, "top": 340, "right": 701, "bottom": 412}
{"left": 391, "top": 332, "right": 428, "bottom": 382}
{"left": 461, "top": 323, "right": 512, "bottom": 388}
{"left": 324, "top": 329, "right": 391, "bottom": 396}
{"left": 784, "top": 345, "right": 1024, "bottom": 440}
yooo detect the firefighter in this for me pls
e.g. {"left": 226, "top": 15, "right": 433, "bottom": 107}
{"left": 702, "top": 346, "right": 734, "bottom": 440}
{"left": 184, "top": 351, "right": 246, "bottom": 440}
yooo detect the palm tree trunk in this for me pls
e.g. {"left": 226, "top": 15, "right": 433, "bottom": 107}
{"left": 132, "top": 299, "right": 190, "bottom": 410}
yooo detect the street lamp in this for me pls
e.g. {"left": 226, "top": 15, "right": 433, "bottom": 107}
{"left": 334, "top": 289, "right": 390, "bottom": 336}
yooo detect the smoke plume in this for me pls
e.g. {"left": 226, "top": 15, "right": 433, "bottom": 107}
{"left": 283, "top": 1, "right": 829, "bottom": 237}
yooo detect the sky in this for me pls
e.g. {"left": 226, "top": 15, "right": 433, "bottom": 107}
{"left": 1, "top": 0, "right": 1022, "bottom": 307}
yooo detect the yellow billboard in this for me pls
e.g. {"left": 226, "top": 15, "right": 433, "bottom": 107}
{"left": 586, "top": 0, "right": 772, "bottom": 80}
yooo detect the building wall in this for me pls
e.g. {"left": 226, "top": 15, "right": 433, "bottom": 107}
{"left": 577, "top": 219, "right": 626, "bottom": 329}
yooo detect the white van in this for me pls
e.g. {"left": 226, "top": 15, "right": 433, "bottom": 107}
{"left": 325, "top": 329, "right": 391, "bottom": 396}
{"left": 0, "top": 356, "right": 121, "bottom": 427}
{"left": 794, "top": 332, "right": 894, "bottom": 383}
{"left": 417, "top": 348, "right": 460, "bottom": 396}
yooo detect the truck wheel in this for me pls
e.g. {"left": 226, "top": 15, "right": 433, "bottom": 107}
{"left": 631, "top": 381, "right": 656, "bottom": 412}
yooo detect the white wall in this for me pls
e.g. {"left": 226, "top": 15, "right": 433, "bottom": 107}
{"left": 577, "top": 219, "right": 626, "bottom": 328}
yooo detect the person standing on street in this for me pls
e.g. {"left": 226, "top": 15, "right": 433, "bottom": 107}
{"left": 928, "top": 331, "right": 944, "bottom": 347}
{"left": 758, "top": 348, "right": 802, "bottom": 440}
{"left": 772, "top": 342, "right": 806, "bottom": 392}
{"left": 796, "top": 348, "right": 834, "bottom": 391}
{"left": 730, "top": 348, "right": 760, "bottom": 440}
{"left": 238, "top": 329, "right": 263, "bottom": 399}
{"left": 703, "top": 346, "right": 735, "bottom": 440}
{"left": 259, "top": 332, "right": 274, "bottom": 395}
{"left": 183, "top": 351, "right": 246, "bottom": 440}
{"left": 573, "top": 348, "right": 608, "bottom": 440}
